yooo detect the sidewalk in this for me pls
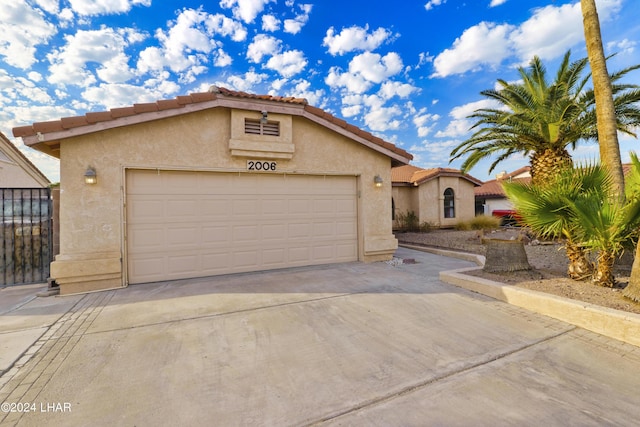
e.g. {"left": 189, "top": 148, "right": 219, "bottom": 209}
{"left": 0, "top": 284, "right": 84, "bottom": 384}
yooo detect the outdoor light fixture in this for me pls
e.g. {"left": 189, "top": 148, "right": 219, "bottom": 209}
{"left": 84, "top": 167, "right": 97, "bottom": 185}
{"left": 374, "top": 175, "right": 383, "bottom": 188}
{"left": 260, "top": 110, "right": 268, "bottom": 124}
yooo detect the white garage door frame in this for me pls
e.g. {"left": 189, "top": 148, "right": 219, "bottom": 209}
{"left": 122, "top": 167, "right": 361, "bottom": 285}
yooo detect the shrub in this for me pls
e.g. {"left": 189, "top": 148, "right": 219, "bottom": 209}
{"left": 468, "top": 215, "right": 501, "bottom": 230}
{"left": 454, "top": 215, "right": 501, "bottom": 231}
{"left": 394, "top": 210, "right": 420, "bottom": 232}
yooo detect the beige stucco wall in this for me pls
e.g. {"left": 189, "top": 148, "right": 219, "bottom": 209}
{"left": 52, "top": 107, "right": 397, "bottom": 294}
{"left": 393, "top": 177, "right": 477, "bottom": 229}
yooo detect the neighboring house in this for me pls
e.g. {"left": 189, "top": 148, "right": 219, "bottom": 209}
{"left": 1, "top": 132, "right": 53, "bottom": 286}
{"left": 474, "top": 166, "right": 531, "bottom": 219}
{"left": 391, "top": 165, "right": 482, "bottom": 228}
{"left": 13, "top": 86, "right": 413, "bottom": 295}
{"left": 0, "top": 132, "right": 50, "bottom": 188}
{"left": 476, "top": 164, "right": 634, "bottom": 222}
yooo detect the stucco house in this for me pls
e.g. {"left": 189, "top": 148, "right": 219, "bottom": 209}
{"left": 391, "top": 165, "right": 482, "bottom": 228}
{"left": 474, "top": 167, "right": 531, "bottom": 219}
{"left": 0, "top": 132, "right": 50, "bottom": 188}
{"left": 13, "top": 86, "right": 413, "bottom": 295}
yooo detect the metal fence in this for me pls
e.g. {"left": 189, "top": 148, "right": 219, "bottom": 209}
{"left": 1, "top": 188, "right": 53, "bottom": 286}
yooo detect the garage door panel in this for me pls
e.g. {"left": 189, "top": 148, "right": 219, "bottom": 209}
{"left": 166, "top": 199, "right": 199, "bottom": 218}
{"left": 167, "top": 227, "right": 200, "bottom": 246}
{"left": 262, "top": 223, "right": 286, "bottom": 240}
{"left": 127, "top": 170, "right": 358, "bottom": 284}
{"left": 202, "top": 226, "right": 230, "bottom": 244}
{"left": 288, "top": 246, "right": 311, "bottom": 263}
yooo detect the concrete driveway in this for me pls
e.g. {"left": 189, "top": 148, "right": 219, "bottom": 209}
{"left": 2, "top": 247, "right": 640, "bottom": 426}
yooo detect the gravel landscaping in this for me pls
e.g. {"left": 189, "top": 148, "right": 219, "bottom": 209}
{"left": 397, "top": 229, "right": 640, "bottom": 315}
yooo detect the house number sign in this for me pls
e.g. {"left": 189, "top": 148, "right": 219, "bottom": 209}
{"left": 247, "top": 160, "right": 277, "bottom": 171}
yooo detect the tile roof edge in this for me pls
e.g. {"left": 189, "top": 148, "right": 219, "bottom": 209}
{"left": 13, "top": 86, "right": 412, "bottom": 164}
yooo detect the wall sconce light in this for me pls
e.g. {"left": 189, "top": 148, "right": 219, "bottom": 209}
{"left": 84, "top": 166, "right": 97, "bottom": 185}
{"left": 260, "top": 110, "right": 268, "bottom": 124}
{"left": 374, "top": 175, "right": 383, "bottom": 188}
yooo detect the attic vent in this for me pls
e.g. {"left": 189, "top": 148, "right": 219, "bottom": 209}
{"left": 245, "top": 118, "right": 280, "bottom": 136}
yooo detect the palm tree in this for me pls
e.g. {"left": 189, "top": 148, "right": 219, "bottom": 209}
{"left": 503, "top": 166, "right": 598, "bottom": 280}
{"left": 504, "top": 160, "right": 640, "bottom": 287}
{"left": 451, "top": 52, "right": 585, "bottom": 185}
{"left": 450, "top": 51, "right": 640, "bottom": 186}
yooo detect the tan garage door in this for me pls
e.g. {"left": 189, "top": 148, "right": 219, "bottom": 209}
{"left": 125, "top": 170, "right": 358, "bottom": 284}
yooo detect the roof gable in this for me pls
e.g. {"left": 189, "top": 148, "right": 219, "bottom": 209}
{"left": 13, "top": 86, "right": 412, "bottom": 166}
{"left": 392, "top": 165, "right": 482, "bottom": 186}
{"left": 0, "top": 132, "right": 50, "bottom": 187}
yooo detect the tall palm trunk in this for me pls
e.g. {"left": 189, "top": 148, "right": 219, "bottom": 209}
{"left": 581, "top": 0, "right": 625, "bottom": 196}
{"left": 581, "top": 0, "right": 636, "bottom": 296}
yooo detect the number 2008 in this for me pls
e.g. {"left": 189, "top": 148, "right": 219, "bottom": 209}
{"left": 247, "top": 161, "right": 277, "bottom": 171}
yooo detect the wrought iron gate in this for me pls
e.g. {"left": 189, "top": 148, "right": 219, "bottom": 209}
{"left": 1, "top": 188, "right": 53, "bottom": 286}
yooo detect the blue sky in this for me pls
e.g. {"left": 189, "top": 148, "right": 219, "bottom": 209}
{"left": 2, "top": 0, "right": 639, "bottom": 182}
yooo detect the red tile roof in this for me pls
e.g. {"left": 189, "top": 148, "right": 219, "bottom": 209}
{"left": 392, "top": 164, "right": 482, "bottom": 186}
{"left": 475, "top": 167, "right": 531, "bottom": 198}
{"left": 13, "top": 86, "right": 412, "bottom": 165}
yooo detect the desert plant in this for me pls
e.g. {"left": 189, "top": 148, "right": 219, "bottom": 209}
{"left": 468, "top": 215, "right": 501, "bottom": 230}
{"left": 394, "top": 210, "right": 420, "bottom": 232}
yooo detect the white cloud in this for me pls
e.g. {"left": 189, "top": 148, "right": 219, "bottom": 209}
{"left": 432, "top": 0, "right": 624, "bottom": 77}
{"left": 323, "top": 25, "right": 392, "bottom": 56}
{"left": 435, "top": 99, "right": 501, "bottom": 138}
{"left": 205, "top": 13, "right": 248, "bottom": 42}
{"left": 218, "top": 69, "right": 269, "bottom": 92}
{"left": 262, "top": 15, "right": 280, "bottom": 32}
{"left": 283, "top": 4, "right": 312, "bottom": 35}
{"left": 68, "top": 0, "right": 151, "bottom": 16}
{"left": 219, "top": 0, "right": 272, "bottom": 24}
{"left": 607, "top": 38, "right": 636, "bottom": 55}
{"left": 378, "top": 81, "right": 419, "bottom": 100}
{"left": 489, "top": 0, "right": 507, "bottom": 7}
{"left": 341, "top": 105, "right": 361, "bottom": 118}
{"left": 0, "top": 1, "right": 57, "bottom": 69}
{"left": 325, "top": 68, "right": 371, "bottom": 94}
{"left": 349, "top": 52, "right": 404, "bottom": 83}
{"left": 214, "top": 49, "right": 233, "bottom": 67}
{"left": 279, "top": 79, "right": 325, "bottom": 107}
{"left": 47, "top": 28, "right": 144, "bottom": 87}
{"left": 246, "top": 34, "right": 307, "bottom": 77}
{"left": 33, "top": 0, "right": 59, "bottom": 14}
{"left": 425, "top": 0, "right": 446, "bottom": 11}
{"left": 364, "top": 107, "right": 402, "bottom": 132}
{"left": 510, "top": 2, "right": 584, "bottom": 63}
{"left": 137, "top": 9, "right": 244, "bottom": 79}
{"left": 265, "top": 50, "right": 308, "bottom": 77}
{"left": 246, "top": 34, "right": 281, "bottom": 63}
{"left": 81, "top": 82, "right": 175, "bottom": 109}
{"left": 325, "top": 52, "right": 404, "bottom": 94}
{"left": 413, "top": 108, "right": 440, "bottom": 137}
{"left": 432, "top": 22, "right": 513, "bottom": 78}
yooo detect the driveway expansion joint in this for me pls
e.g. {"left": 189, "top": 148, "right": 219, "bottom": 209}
{"left": 307, "top": 326, "right": 576, "bottom": 425}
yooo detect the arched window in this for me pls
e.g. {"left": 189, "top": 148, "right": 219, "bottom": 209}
{"left": 444, "top": 188, "right": 455, "bottom": 218}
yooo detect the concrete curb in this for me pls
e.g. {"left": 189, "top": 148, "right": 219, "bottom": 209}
{"left": 440, "top": 268, "right": 640, "bottom": 348}
{"left": 399, "top": 243, "right": 640, "bottom": 348}
{"left": 399, "top": 244, "right": 485, "bottom": 266}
